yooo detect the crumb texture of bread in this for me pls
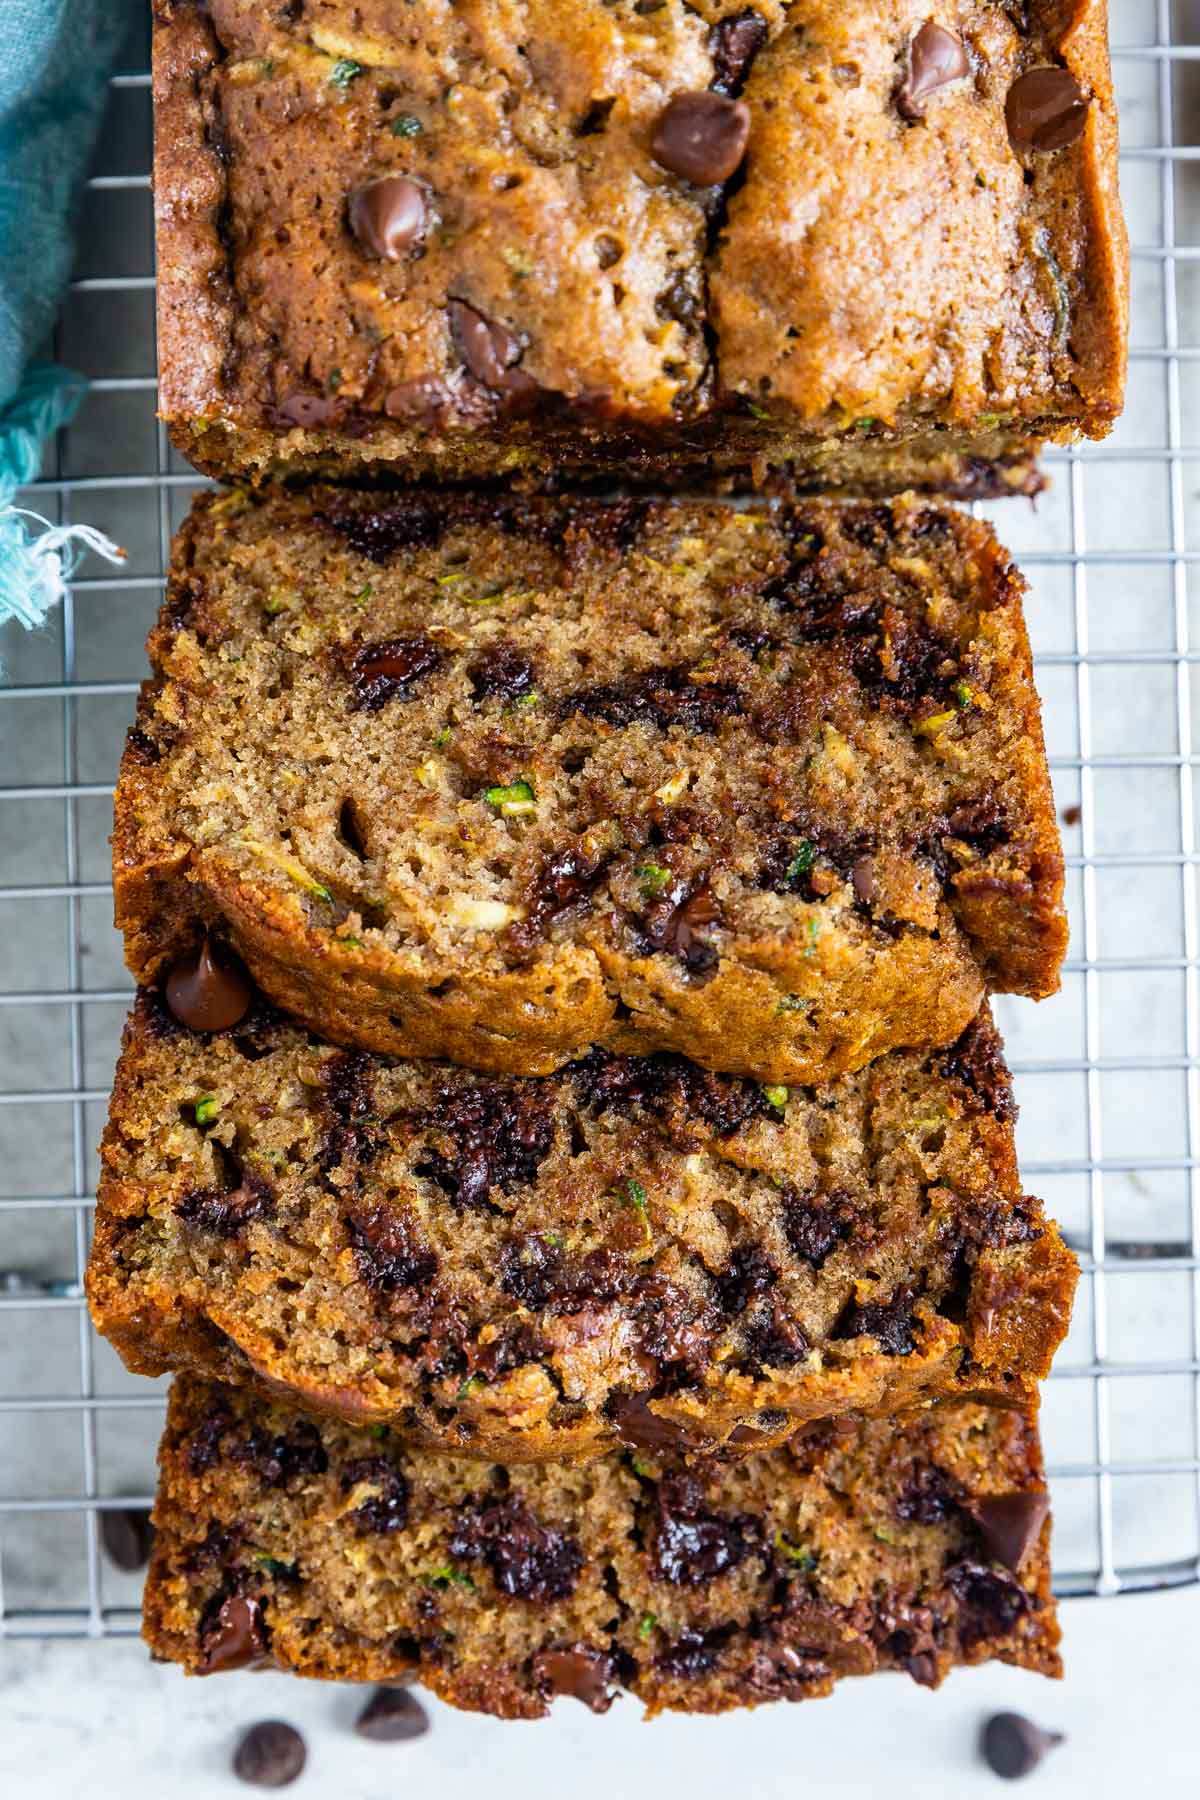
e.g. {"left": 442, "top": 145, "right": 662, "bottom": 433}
{"left": 151, "top": 0, "right": 1126, "bottom": 488}
{"left": 113, "top": 490, "right": 1066, "bottom": 1084}
{"left": 143, "top": 1377, "right": 1062, "bottom": 1715}
{"left": 86, "top": 992, "right": 1077, "bottom": 1459}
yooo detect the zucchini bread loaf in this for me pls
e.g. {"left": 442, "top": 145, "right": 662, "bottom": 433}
{"left": 87, "top": 989, "right": 1077, "bottom": 1461}
{"left": 115, "top": 490, "right": 1066, "bottom": 1083}
{"left": 153, "top": 0, "right": 1126, "bottom": 492}
{"left": 144, "top": 1376, "right": 1061, "bottom": 1715}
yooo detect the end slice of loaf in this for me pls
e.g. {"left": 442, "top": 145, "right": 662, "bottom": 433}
{"left": 115, "top": 490, "right": 1065, "bottom": 1082}
{"left": 143, "top": 1375, "right": 1061, "bottom": 1716}
{"left": 87, "top": 991, "right": 1077, "bottom": 1461}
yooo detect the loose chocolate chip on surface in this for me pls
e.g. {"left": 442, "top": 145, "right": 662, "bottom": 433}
{"left": 449, "top": 299, "right": 536, "bottom": 393}
{"left": 651, "top": 92, "right": 750, "bottom": 185}
{"left": 99, "top": 1506, "right": 155, "bottom": 1572}
{"left": 532, "top": 1646, "right": 616, "bottom": 1713}
{"left": 981, "top": 1712, "right": 1064, "bottom": 1780}
{"left": 197, "top": 1591, "right": 272, "bottom": 1674}
{"left": 165, "top": 939, "right": 253, "bottom": 1033}
{"left": 969, "top": 1488, "right": 1050, "bottom": 1572}
{"left": 355, "top": 1686, "right": 430, "bottom": 1741}
{"left": 349, "top": 175, "right": 427, "bottom": 260}
{"left": 232, "top": 1720, "right": 307, "bottom": 1789}
{"left": 897, "top": 23, "right": 969, "bottom": 120}
{"left": 1005, "top": 68, "right": 1088, "bottom": 152}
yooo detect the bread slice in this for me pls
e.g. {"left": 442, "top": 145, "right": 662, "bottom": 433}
{"left": 153, "top": 0, "right": 1125, "bottom": 492}
{"left": 87, "top": 991, "right": 1077, "bottom": 1461}
{"left": 114, "top": 490, "right": 1066, "bottom": 1083}
{"left": 143, "top": 1375, "right": 1061, "bottom": 1716}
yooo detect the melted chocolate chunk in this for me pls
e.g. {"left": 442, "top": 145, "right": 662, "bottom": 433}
{"left": 608, "top": 1393, "right": 708, "bottom": 1454}
{"left": 709, "top": 9, "right": 768, "bottom": 97}
{"left": 634, "top": 1275, "right": 718, "bottom": 1381}
{"left": 651, "top": 91, "right": 750, "bottom": 185}
{"left": 349, "top": 633, "right": 442, "bottom": 711}
{"left": 531, "top": 1646, "right": 616, "bottom": 1713}
{"left": 507, "top": 845, "right": 612, "bottom": 955}
{"left": 186, "top": 1404, "right": 233, "bottom": 1476}
{"left": 318, "top": 1050, "right": 381, "bottom": 1171}
{"left": 348, "top": 175, "right": 426, "bottom": 260}
{"left": 340, "top": 1456, "right": 409, "bottom": 1533}
{"left": 415, "top": 1077, "right": 556, "bottom": 1207}
{"left": 1006, "top": 68, "right": 1089, "bottom": 153}
{"left": 567, "top": 499, "right": 651, "bottom": 558}
{"left": 559, "top": 663, "right": 745, "bottom": 734}
{"left": 946, "top": 1559, "right": 1034, "bottom": 1647}
{"left": 897, "top": 23, "right": 969, "bottom": 120}
{"left": 124, "top": 724, "right": 162, "bottom": 765}
{"left": 714, "top": 1244, "right": 777, "bottom": 1316}
{"left": 449, "top": 299, "right": 537, "bottom": 395}
{"left": 652, "top": 1476, "right": 759, "bottom": 1586}
{"left": 968, "top": 1489, "right": 1050, "bottom": 1572}
{"left": 742, "top": 1301, "right": 809, "bottom": 1369}
{"left": 227, "top": 1418, "right": 328, "bottom": 1488}
{"left": 468, "top": 643, "right": 537, "bottom": 702}
{"left": 318, "top": 498, "right": 443, "bottom": 561}
{"left": 781, "top": 1188, "right": 854, "bottom": 1270}
{"left": 165, "top": 939, "right": 253, "bottom": 1034}
{"left": 833, "top": 1286, "right": 916, "bottom": 1355}
{"left": 895, "top": 1462, "right": 962, "bottom": 1525}
{"left": 744, "top": 1640, "right": 831, "bottom": 1699}
{"left": 232, "top": 1719, "right": 307, "bottom": 1789}
{"left": 197, "top": 1590, "right": 272, "bottom": 1674}
{"left": 630, "top": 877, "right": 722, "bottom": 976}
{"left": 872, "top": 1600, "right": 940, "bottom": 1687}
{"left": 655, "top": 1624, "right": 735, "bottom": 1677}
{"left": 570, "top": 1049, "right": 768, "bottom": 1140}
{"left": 183, "top": 1521, "right": 241, "bottom": 1575}
{"left": 346, "top": 1202, "right": 439, "bottom": 1295}
{"left": 500, "top": 1236, "right": 632, "bottom": 1311}
{"left": 355, "top": 1688, "right": 430, "bottom": 1742}
{"left": 276, "top": 392, "right": 344, "bottom": 429}
{"left": 941, "top": 1014, "right": 1017, "bottom": 1122}
{"left": 177, "top": 1167, "right": 275, "bottom": 1238}
{"left": 449, "top": 1497, "right": 582, "bottom": 1602}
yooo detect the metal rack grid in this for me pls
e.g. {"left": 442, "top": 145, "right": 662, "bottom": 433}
{"left": 1, "top": 2, "right": 1198, "bottom": 1639}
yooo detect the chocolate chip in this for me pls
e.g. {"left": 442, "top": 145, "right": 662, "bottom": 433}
{"left": 383, "top": 376, "right": 457, "bottom": 426}
{"left": 178, "top": 1166, "right": 275, "bottom": 1238}
{"left": 980, "top": 1712, "right": 1064, "bottom": 1781}
{"left": 1006, "top": 68, "right": 1088, "bottom": 152}
{"left": 319, "top": 497, "right": 443, "bottom": 560}
{"left": 347, "top": 1202, "right": 439, "bottom": 1296}
{"left": 232, "top": 1721, "right": 306, "bottom": 1789}
{"left": 652, "top": 1476, "right": 758, "bottom": 1586}
{"left": 609, "top": 1392, "right": 702, "bottom": 1454}
{"left": 851, "top": 855, "right": 876, "bottom": 904}
{"left": 355, "top": 1686, "right": 430, "bottom": 1742}
{"left": 709, "top": 9, "right": 768, "bottom": 97}
{"left": 449, "top": 299, "right": 536, "bottom": 393}
{"left": 99, "top": 1506, "right": 154, "bottom": 1572}
{"left": 531, "top": 1646, "right": 616, "bottom": 1713}
{"left": 507, "top": 845, "right": 613, "bottom": 955}
{"left": 448, "top": 1497, "right": 582, "bottom": 1602}
{"left": 650, "top": 92, "right": 750, "bottom": 185}
{"left": 348, "top": 175, "right": 426, "bottom": 260}
{"left": 416, "top": 1075, "right": 556, "bottom": 1208}
{"left": 197, "top": 1591, "right": 272, "bottom": 1674}
{"left": 968, "top": 1489, "right": 1050, "bottom": 1572}
{"left": 897, "top": 23, "right": 969, "bottom": 120}
{"left": 780, "top": 1188, "right": 853, "bottom": 1270}
{"left": 165, "top": 939, "right": 253, "bottom": 1033}
{"left": 350, "top": 634, "right": 442, "bottom": 710}
{"left": 468, "top": 643, "right": 536, "bottom": 702}
{"left": 340, "top": 1456, "right": 410, "bottom": 1534}
{"left": 833, "top": 1285, "right": 916, "bottom": 1355}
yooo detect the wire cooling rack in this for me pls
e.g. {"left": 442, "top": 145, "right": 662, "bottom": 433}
{"left": 1, "top": 2, "right": 1198, "bottom": 1640}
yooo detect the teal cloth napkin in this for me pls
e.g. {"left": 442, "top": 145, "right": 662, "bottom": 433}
{"left": 0, "top": 0, "right": 135, "bottom": 640}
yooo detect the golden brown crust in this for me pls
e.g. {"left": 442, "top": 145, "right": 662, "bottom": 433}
{"left": 112, "top": 490, "right": 1066, "bottom": 1084}
{"left": 86, "top": 991, "right": 1077, "bottom": 1461}
{"left": 151, "top": 1, "right": 1126, "bottom": 489}
{"left": 143, "top": 1377, "right": 1061, "bottom": 1712}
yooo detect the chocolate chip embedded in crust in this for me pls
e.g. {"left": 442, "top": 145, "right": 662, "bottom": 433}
{"left": 165, "top": 939, "right": 253, "bottom": 1033}
{"left": 99, "top": 1506, "right": 155, "bottom": 1572}
{"left": 609, "top": 1392, "right": 705, "bottom": 1454}
{"left": 355, "top": 1686, "right": 430, "bottom": 1741}
{"left": 532, "top": 1646, "right": 617, "bottom": 1713}
{"left": 968, "top": 1488, "right": 1050, "bottom": 1572}
{"left": 981, "top": 1712, "right": 1065, "bottom": 1780}
{"left": 651, "top": 92, "right": 751, "bottom": 185}
{"left": 1005, "top": 68, "right": 1088, "bottom": 152}
{"left": 276, "top": 391, "right": 344, "bottom": 428}
{"left": 897, "top": 23, "right": 969, "bottom": 121}
{"left": 448, "top": 299, "right": 536, "bottom": 393}
{"left": 232, "top": 1720, "right": 307, "bottom": 1789}
{"left": 197, "top": 1591, "right": 272, "bottom": 1674}
{"left": 348, "top": 175, "right": 427, "bottom": 260}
